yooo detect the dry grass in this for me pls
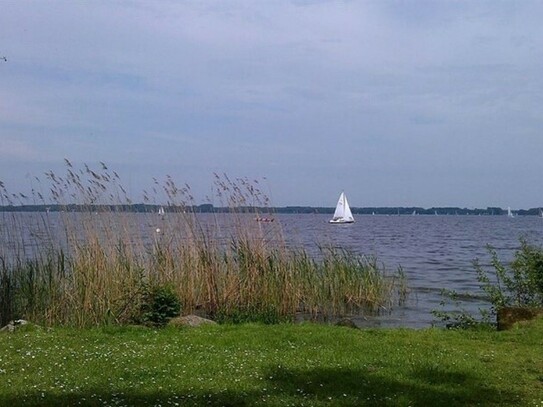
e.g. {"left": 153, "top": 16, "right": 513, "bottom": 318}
{"left": 0, "top": 161, "right": 406, "bottom": 327}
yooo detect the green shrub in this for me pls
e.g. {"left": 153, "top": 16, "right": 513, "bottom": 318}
{"left": 139, "top": 285, "right": 181, "bottom": 327}
{"left": 475, "top": 238, "right": 543, "bottom": 312}
{"left": 507, "top": 239, "right": 543, "bottom": 303}
{"left": 434, "top": 238, "right": 543, "bottom": 328}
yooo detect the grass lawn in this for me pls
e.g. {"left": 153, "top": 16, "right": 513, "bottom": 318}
{"left": 1, "top": 319, "right": 542, "bottom": 406}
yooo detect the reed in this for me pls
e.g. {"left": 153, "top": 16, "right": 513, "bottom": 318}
{"left": 0, "top": 162, "right": 406, "bottom": 327}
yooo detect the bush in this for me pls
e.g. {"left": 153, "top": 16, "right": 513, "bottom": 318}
{"left": 475, "top": 238, "right": 543, "bottom": 312}
{"left": 139, "top": 285, "right": 181, "bottom": 327}
{"left": 433, "top": 238, "right": 543, "bottom": 329}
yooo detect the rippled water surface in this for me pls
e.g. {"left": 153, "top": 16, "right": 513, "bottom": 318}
{"left": 3, "top": 212, "right": 543, "bottom": 328}
{"left": 278, "top": 213, "right": 543, "bottom": 327}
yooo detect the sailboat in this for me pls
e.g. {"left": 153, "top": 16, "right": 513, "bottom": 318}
{"left": 329, "top": 192, "right": 354, "bottom": 224}
{"left": 158, "top": 206, "right": 165, "bottom": 217}
{"left": 507, "top": 207, "right": 514, "bottom": 218}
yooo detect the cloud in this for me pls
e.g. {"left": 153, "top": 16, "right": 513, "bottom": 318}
{"left": 0, "top": 1, "right": 542, "bottom": 206}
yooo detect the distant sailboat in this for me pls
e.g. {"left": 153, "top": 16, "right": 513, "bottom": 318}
{"left": 329, "top": 192, "right": 354, "bottom": 224}
{"left": 158, "top": 206, "right": 165, "bottom": 218}
{"left": 507, "top": 207, "right": 514, "bottom": 218}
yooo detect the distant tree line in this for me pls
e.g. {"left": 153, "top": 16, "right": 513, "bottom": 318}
{"left": 1, "top": 204, "right": 542, "bottom": 216}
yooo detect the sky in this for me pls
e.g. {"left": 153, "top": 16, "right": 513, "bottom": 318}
{"left": 1, "top": 1, "right": 542, "bottom": 208}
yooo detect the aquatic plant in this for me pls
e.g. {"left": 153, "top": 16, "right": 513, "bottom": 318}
{"left": 475, "top": 239, "right": 543, "bottom": 311}
{"left": 433, "top": 238, "right": 543, "bottom": 328}
{"left": 0, "top": 161, "right": 406, "bottom": 327}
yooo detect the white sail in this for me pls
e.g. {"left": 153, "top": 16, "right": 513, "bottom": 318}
{"left": 158, "top": 206, "right": 165, "bottom": 216}
{"left": 329, "top": 192, "right": 354, "bottom": 224}
{"left": 507, "top": 207, "right": 514, "bottom": 218}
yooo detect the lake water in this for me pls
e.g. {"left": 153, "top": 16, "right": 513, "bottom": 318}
{"left": 276, "top": 213, "right": 543, "bottom": 328}
{"left": 2, "top": 212, "right": 543, "bottom": 328}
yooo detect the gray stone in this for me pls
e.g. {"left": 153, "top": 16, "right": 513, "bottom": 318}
{"left": 168, "top": 314, "right": 217, "bottom": 328}
{"left": 0, "top": 319, "right": 31, "bottom": 333}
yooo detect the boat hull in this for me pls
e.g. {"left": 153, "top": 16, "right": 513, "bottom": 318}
{"left": 329, "top": 219, "right": 354, "bottom": 224}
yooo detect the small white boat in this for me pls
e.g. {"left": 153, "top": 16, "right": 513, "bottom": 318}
{"left": 507, "top": 207, "right": 514, "bottom": 218}
{"left": 158, "top": 206, "right": 165, "bottom": 217}
{"left": 329, "top": 192, "right": 354, "bottom": 224}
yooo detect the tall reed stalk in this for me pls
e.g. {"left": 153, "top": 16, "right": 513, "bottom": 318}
{"left": 0, "top": 162, "right": 406, "bottom": 327}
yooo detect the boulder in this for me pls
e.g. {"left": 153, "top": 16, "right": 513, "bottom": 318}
{"left": 0, "top": 319, "right": 31, "bottom": 333}
{"left": 168, "top": 314, "right": 217, "bottom": 328}
{"left": 335, "top": 318, "right": 359, "bottom": 329}
{"left": 497, "top": 307, "right": 543, "bottom": 331}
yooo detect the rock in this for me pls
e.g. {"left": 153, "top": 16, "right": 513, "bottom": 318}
{"left": 497, "top": 307, "right": 543, "bottom": 331}
{"left": 168, "top": 314, "right": 217, "bottom": 328}
{"left": 0, "top": 319, "right": 31, "bottom": 333}
{"left": 335, "top": 318, "right": 359, "bottom": 329}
